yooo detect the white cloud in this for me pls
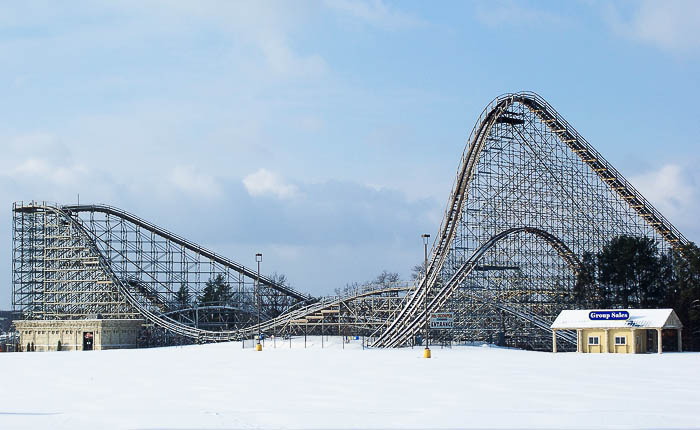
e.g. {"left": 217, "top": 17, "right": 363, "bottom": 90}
{"left": 243, "top": 168, "right": 298, "bottom": 199}
{"left": 324, "top": 0, "right": 425, "bottom": 30}
{"left": 4, "top": 132, "right": 70, "bottom": 162}
{"left": 605, "top": 0, "right": 700, "bottom": 55}
{"left": 630, "top": 164, "right": 698, "bottom": 235}
{"left": 11, "top": 158, "right": 89, "bottom": 187}
{"left": 169, "top": 166, "right": 223, "bottom": 198}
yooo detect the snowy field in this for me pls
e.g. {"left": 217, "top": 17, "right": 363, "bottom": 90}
{"left": 1, "top": 336, "right": 699, "bottom": 430}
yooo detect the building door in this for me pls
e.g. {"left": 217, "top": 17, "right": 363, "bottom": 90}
{"left": 83, "top": 332, "right": 94, "bottom": 351}
{"left": 636, "top": 336, "right": 641, "bottom": 353}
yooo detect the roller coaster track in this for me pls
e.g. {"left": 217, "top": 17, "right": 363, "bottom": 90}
{"left": 61, "top": 204, "right": 312, "bottom": 302}
{"left": 13, "top": 203, "right": 290, "bottom": 340}
{"left": 14, "top": 202, "right": 410, "bottom": 341}
{"left": 36, "top": 204, "right": 232, "bottom": 340}
{"left": 124, "top": 278, "right": 170, "bottom": 313}
{"left": 238, "top": 285, "right": 412, "bottom": 337}
{"left": 373, "top": 91, "right": 688, "bottom": 348}
{"left": 374, "top": 227, "right": 580, "bottom": 348}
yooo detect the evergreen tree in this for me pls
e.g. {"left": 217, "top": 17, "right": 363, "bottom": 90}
{"left": 197, "top": 274, "right": 233, "bottom": 329}
{"left": 199, "top": 274, "right": 230, "bottom": 304}
{"left": 199, "top": 279, "right": 218, "bottom": 304}
{"left": 175, "top": 284, "right": 190, "bottom": 309}
{"left": 215, "top": 276, "right": 233, "bottom": 305}
{"left": 574, "top": 251, "right": 598, "bottom": 307}
{"left": 667, "top": 243, "right": 700, "bottom": 350}
{"left": 595, "top": 235, "right": 667, "bottom": 308}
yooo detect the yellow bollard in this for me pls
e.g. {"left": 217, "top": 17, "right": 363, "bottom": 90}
{"left": 256, "top": 343, "right": 262, "bottom": 351}
{"left": 423, "top": 348, "right": 431, "bottom": 358}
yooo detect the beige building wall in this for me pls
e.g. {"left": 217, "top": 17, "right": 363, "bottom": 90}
{"left": 580, "top": 328, "right": 651, "bottom": 354}
{"left": 15, "top": 319, "right": 144, "bottom": 352}
{"left": 581, "top": 329, "right": 605, "bottom": 353}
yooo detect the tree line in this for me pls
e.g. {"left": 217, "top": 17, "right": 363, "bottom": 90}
{"left": 174, "top": 272, "right": 290, "bottom": 312}
{"left": 334, "top": 270, "right": 403, "bottom": 297}
{"left": 574, "top": 235, "right": 700, "bottom": 350}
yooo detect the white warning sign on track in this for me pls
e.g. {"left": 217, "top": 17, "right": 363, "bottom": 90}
{"left": 429, "top": 312, "right": 454, "bottom": 329}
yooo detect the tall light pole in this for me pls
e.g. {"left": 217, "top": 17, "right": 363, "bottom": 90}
{"left": 421, "top": 233, "right": 431, "bottom": 359}
{"left": 256, "top": 253, "right": 263, "bottom": 351}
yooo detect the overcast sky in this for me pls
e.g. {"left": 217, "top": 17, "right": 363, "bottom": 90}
{"left": 2, "top": 1, "right": 700, "bottom": 308}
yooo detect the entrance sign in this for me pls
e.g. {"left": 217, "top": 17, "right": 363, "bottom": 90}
{"left": 589, "top": 311, "right": 629, "bottom": 321}
{"left": 430, "top": 312, "right": 454, "bottom": 329}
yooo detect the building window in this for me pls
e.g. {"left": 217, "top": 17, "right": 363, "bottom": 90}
{"left": 615, "top": 336, "right": 626, "bottom": 345}
{"left": 588, "top": 336, "right": 599, "bottom": 345}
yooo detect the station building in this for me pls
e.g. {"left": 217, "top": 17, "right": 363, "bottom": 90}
{"left": 551, "top": 309, "right": 682, "bottom": 354}
{"left": 14, "top": 319, "right": 144, "bottom": 352}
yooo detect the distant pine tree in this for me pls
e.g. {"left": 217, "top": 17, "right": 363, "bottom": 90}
{"left": 197, "top": 274, "right": 233, "bottom": 329}
{"left": 215, "top": 275, "right": 233, "bottom": 305}
{"left": 574, "top": 251, "right": 598, "bottom": 307}
{"left": 596, "top": 235, "right": 666, "bottom": 308}
{"left": 199, "top": 275, "right": 229, "bottom": 304}
{"left": 175, "top": 284, "right": 190, "bottom": 309}
{"left": 667, "top": 243, "right": 700, "bottom": 350}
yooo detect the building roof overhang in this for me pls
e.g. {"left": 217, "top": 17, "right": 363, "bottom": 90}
{"left": 551, "top": 309, "right": 682, "bottom": 330}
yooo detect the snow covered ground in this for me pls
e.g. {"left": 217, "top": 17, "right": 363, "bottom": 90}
{"left": 1, "top": 336, "right": 699, "bottom": 429}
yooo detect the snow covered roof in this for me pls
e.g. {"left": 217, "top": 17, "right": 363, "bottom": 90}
{"left": 551, "top": 309, "right": 682, "bottom": 329}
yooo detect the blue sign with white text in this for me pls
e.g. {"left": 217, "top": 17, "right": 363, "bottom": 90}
{"left": 588, "top": 311, "right": 630, "bottom": 321}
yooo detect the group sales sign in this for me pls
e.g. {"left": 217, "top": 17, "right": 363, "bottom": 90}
{"left": 588, "top": 310, "right": 630, "bottom": 321}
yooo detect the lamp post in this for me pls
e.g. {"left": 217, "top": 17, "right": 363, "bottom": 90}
{"left": 421, "top": 233, "right": 431, "bottom": 359}
{"left": 256, "top": 253, "right": 263, "bottom": 351}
